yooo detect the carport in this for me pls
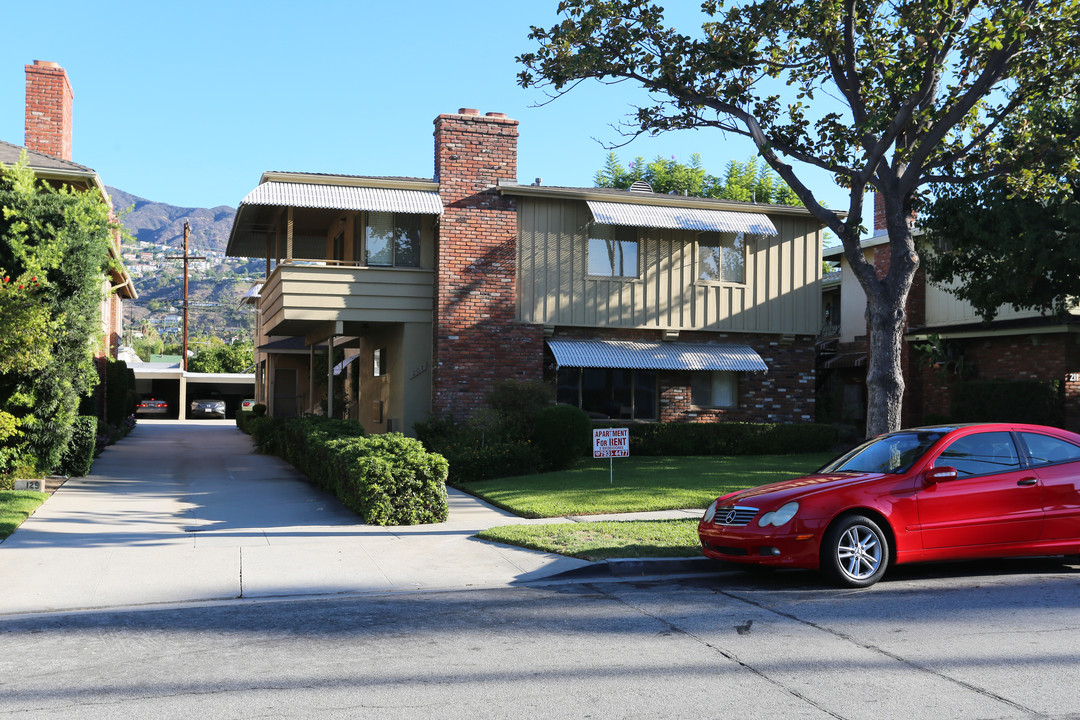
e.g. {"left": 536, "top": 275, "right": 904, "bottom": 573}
{"left": 132, "top": 363, "right": 255, "bottom": 419}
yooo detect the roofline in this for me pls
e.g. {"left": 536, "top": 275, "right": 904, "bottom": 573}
{"left": 823, "top": 227, "right": 927, "bottom": 258}
{"left": 257, "top": 171, "right": 439, "bottom": 193}
{"left": 497, "top": 181, "right": 823, "bottom": 218}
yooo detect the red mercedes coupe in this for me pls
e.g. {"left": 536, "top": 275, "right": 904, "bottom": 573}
{"left": 698, "top": 423, "right": 1080, "bottom": 587}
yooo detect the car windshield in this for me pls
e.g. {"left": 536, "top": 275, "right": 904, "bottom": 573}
{"left": 819, "top": 430, "right": 950, "bottom": 474}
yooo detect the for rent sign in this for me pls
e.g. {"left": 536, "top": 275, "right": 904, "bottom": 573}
{"left": 593, "top": 428, "right": 629, "bottom": 458}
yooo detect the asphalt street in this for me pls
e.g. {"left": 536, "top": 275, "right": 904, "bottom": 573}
{"left": 2, "top": 561, "right": 1080, "bottom": 719}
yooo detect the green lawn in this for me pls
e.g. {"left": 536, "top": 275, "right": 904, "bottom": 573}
{"left": 458, "top": 453, "right": 833, "bottom": 518}
{"left": 477, "top": 519, "right": 701, "bottom": 561}
{"left": 0, "top": 490, "right": 49, "bottom": 541}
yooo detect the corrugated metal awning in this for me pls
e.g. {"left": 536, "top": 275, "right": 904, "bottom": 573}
{"left": 586, "top": 201, "right": 777, "bottom": 236}
{"left": 240, "top": 181, "right": 443, "bottom": 215}
{"left": 547, "top": 338, "right": 768, "bottom": 372}
{"left": 823, "top": 352, "right": 867, "bottom": 369}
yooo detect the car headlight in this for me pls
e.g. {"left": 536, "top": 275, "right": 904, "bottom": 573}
{"left": 702, "top": 500, "right": 719, "bottom": 524}
{"left": 758, "top": 501, "right": 799, "bottom": 528}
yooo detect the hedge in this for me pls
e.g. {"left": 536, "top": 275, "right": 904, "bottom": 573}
{"left": 60, "top": 415, "right": 98, "bottom": 477}
{"left": 612, "top": 421, "right": 839, "bottom": 456}
{"left": 241, "top": 415, "right": 448, "bottom": 525}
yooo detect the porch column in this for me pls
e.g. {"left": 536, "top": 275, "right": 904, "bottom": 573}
{"left": 309, "top": 343, "right": 316, "bottom": 414}
{"left": 327, "top": 335, "right": 335, "bottom": 419}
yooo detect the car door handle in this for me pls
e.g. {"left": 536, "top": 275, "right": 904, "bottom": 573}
{"left": 1017, "top": 477, "right": 1038, "bottom": 486}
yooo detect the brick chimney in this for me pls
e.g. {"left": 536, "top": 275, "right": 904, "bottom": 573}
{"left": 24, "top": 60, "right": 74, "bottom": 161}
{"left": 873, "top": 191, "right": 886, "bottom": 235}
{"left": 430, "top": 109, "right": 544, "bottom": 419}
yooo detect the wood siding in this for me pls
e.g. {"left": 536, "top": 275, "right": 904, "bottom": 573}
{"left": 517, "top": 198, "right": 822, "bottom": 335}
{"left": 260, "top": 264, "right": 434, "bottom": 336}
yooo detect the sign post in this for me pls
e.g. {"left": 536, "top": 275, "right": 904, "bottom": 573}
{"left": 592, "top": 428, "right": 630, "bottom": 483}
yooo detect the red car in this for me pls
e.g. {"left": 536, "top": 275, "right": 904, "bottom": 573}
{"left": 698, "top": 423, "right": 1080, "bottom": 587}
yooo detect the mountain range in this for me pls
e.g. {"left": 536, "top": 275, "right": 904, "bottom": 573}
{"left": 107, "top": 187, "right": 236, "bottom": 252}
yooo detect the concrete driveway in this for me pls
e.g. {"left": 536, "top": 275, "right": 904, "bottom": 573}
{"left": 0, "top": 420, "right": 594, "bottom": 615}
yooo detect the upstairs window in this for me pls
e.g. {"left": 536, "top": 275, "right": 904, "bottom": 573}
{"left": 698, "top": 231, "right": 745, "bottom": 284}
{"left": 588, "top": 225, "right": 639, "bottom": 278}
{"left": 366, "top": 212, "right": 421, "bottom": 267}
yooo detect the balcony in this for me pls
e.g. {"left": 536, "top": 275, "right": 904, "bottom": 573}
{"left": 258, "top": 262, "right": 434, "bottom": 339}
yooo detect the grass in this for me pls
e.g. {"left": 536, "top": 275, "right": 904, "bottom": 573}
{"left": 457, "top": 452, "right": 833, "bottom": 518}
{"left": 465, "top": 452, "right": 833, "bottom": 561}
{"left": 477, "top": 519, "right": 701, "bottom": 561}
{"left": 0, "top": 490, "right": 49, "bottom": 541}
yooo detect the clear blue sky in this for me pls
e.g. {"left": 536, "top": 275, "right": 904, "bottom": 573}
{"left": 1, "top": 1, "right": 849, "bottom": 215}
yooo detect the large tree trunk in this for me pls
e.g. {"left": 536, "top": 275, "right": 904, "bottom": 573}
{"left": 864, "top": 293, "right": 907, "bottom": 438}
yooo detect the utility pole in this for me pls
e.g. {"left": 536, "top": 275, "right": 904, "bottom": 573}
{"left": 166, "top": 221, "right": 205, "bottom": 371}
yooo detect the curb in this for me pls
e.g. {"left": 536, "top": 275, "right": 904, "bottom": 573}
{"left": 548, "top": 556, "right": 726, "bottom": 580}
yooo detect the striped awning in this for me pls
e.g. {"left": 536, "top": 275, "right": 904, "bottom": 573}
{"left": 586, "top": 201, "right": 777, "bottom": 236}
{"left": 240, "top": 182, "right": 443, "bottom": 215}
{"left": 547, "top": 338, "right": 768, "bottom": 372}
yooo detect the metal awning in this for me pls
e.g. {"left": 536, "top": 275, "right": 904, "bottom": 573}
{"left": 586, "top": 201, "right": 777, "bottom": 236}
{"left": 546, "top": 338, "right": 768, "bottom": 372}
{"left": 240, "top": 182, "right": 443, "bottom": 215}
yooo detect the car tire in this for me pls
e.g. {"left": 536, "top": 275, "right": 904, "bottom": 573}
{"left": 821, "top": 514, "right": 889, "bottom": 588}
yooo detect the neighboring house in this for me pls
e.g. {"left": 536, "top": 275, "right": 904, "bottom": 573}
{"left": 0, "top": 61, "right": 137, "bottom": 405}
{"left": 817, "top": 194, "right": 1080, "bottom": 433}
{"left": 226, "top": 109, "right": 829, "bottom": 434}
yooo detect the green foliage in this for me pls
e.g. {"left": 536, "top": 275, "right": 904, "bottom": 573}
{"left": 595, "top": 152, "right": 802, "bottom": 205}
{"left": 188, "top": 341, "right": 254, "bottom": 373}
{"left": 623, "top": 422, "right": 838, "bottom": 456}
{"left": 104, "top": 359, "right": 139, "bottom": 428}
{"left": 532, "top": 404, "right": 592, "bottom": 470}
{"left": 0, "top": 157, "right": 116, "bottom": 475}
{"left": 60, "top": 416, "right": 98, "bottom": 477}
{"left": 925, "top": 170, "right": 1080, "bottom": 322}
{"left": 0, "top": 490, "right": 50, "bottom": 540}
{"left": 483, "top": 379, "right": 554, "bottom": 440}
{"left": 244, "top": 416, "right": 448, "bottom": 525}
{"left": 950, "top": 380, "right": 1063, "bottom": 427}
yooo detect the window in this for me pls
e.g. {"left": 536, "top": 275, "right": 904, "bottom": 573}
{"left": 373, "top": 348, "right": 385, "bottom": 377}
{"left": 936, "top": 432, "right": 1020, "bottom": 477}
{"left": 366, "top": 212, "right": 421, "bottom": 267}
{"left": 588, "top": 225, "right": 638, "bottom": 277}
{"left": 698, "top": 231, "right": 745, "bottom": 284}
{"left": 1019, "top": 432, "right": 1080, "bottom": 466}
{"left": 556, "top": 367, "right": 656, "bottom": 420}
{"left": 691, "top": 371, "right": 737, "bottom": 408}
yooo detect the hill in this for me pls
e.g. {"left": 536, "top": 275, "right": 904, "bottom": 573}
{"left": 107, "top": 187, "right": 236, "bottom": 252}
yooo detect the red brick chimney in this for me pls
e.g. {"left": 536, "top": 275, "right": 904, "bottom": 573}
{"left": 430, "top": 109, "right": 544, "bottom": 418}
{"left": 873, "top": 191, "right": 886, "bottom": 235}
{"left": 24, "top": 60, "right": 74, "bottom": 161}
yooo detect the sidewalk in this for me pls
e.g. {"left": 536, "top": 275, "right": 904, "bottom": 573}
{"left": 0, "top": 421, "right": 716, "bottom": 616}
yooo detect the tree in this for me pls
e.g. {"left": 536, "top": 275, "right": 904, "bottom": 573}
{"left": 595, "top": 152, "right": 803, "bottom": 204}
{"left": 188, "top": 341, "right": 254, "bottom": 374}
{"left": 922, "top": 105, "right": 1080, "bottom": 320}
{"left": 0, "top": 157, "right": 117, "bottom": 474}
{"left": 519, "top": 0, "right": 1080, "bottom": 436}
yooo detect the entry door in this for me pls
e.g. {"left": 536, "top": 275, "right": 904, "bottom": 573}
{"left": 917, "top": 431, "right": 1044, "bottom": 549}
{"left": 274, "top": 368, "right": 298, "bottom": 418}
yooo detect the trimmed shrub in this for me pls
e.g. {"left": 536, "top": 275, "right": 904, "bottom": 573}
{"left": 532, "top": 404, "right": 591, "bottom": 470}
{"left": 60, "top": 415, "right": 98, "bottom": 477}
{"left": 625, "top": 421, "right": 838, "bottom": 456}
{"left": 951, "top": 380, "right": 1063, "bottom": 426}
{"left": 440, "top": 441, "right": 545, "bottom": 485}
{"left": 483, "top": 379, "right": 554, "bottom": 440}
{"left": 248, "top": 416, "right": 446, "bottom": 525}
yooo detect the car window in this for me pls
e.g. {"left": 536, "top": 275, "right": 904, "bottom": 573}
{"left": 935, "top": 432, "right": 1020, "bottom": 477}
{"left": 821, "top": 431, "right": 945, "bottom": 474}
{"left": 1019, "top": 432, "right": 1080, "bottom": 467}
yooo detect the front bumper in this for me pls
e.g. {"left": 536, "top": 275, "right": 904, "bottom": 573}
{"left": 697, "top": 522, "right": 821, "bottom": 568}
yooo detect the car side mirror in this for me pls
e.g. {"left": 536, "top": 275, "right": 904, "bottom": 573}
{"left": 925, "top": 466, "right": 958, "bottom": 484}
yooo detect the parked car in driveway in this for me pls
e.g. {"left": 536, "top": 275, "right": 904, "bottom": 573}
{"left": 699, "top": 423, "right": 1080, "bottom": 587}
{"left": 136, "top": 398, "right": 169, "bottom": 417}
{"left": 190, "top": 399, "right": 226, "bottom": 419}
{"left": 240, "top": 399, "right": 257, "bottom": 412}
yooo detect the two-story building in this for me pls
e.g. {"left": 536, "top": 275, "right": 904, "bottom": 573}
{"left": 226, "top": 109, "right": 829, "bottom": 434}
{"left": 818, "top": 194, "right": 1080, "bottom": 432}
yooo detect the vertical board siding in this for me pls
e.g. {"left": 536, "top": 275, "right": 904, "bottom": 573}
{"left": 517, "top": 198, "right": 821, "bottom": 335}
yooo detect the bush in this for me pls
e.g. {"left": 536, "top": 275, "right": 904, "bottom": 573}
{"left": 483, "top": 380, "right": 554, "bottom": 440}
{"left": 60, "top": 415, "right": 98, "bottom": 477}
{"left": 440, "top": 441, "right": 546, "bottom": 485}
{"left": 625, "top": 421, "right": 838, "bottom": 456}
{"left": 950, "top": 380, "right": 1063, "bottom": 426}
{"left": 532, "top": 404, "right": 591, "bottom": 470}
{"left": 247, "top": 416, "right": 447, "bottom": 525}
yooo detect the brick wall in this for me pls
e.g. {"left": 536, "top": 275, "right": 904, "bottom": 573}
{"left": 24, "top": 60, "right": 73, "bottom": 161}
{"left": 431, "top": 109, "right": 545, "bottom": 418}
